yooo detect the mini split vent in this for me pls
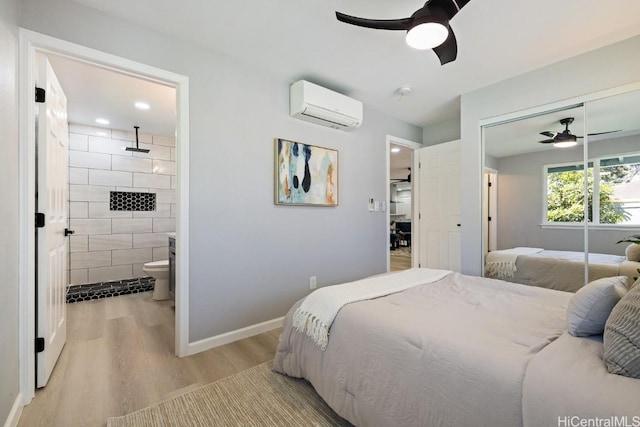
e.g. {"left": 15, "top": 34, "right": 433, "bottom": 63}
{"left": 290, "top": 80, "right": 363, "bottom": 131}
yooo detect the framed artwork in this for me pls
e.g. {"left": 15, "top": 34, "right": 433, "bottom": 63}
{"left": 275, "top": 138, "right": 338, "bottom": 206}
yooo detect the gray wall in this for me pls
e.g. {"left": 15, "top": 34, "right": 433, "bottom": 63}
{"left": 460, "top": 36, "right": 640, "bottom": 275}
{"left": 18, "top": 0, "right": 422, "bottom": 342}
{"left": 0, "top": 0, "right": 20, "bottom": 422}
{"left": 495, "top": 134, "right": 640, "bottom": 255}
{"left": 423, "top": 116, "right": 461, "bottom": 146}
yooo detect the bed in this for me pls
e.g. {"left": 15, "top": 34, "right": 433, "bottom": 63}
{"left": 273, "top": 268, "right": 640, "bottom": 427}
{"left": 485, "top": 248, "right": 640, "bottom": 292}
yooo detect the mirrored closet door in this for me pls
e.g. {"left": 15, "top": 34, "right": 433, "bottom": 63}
{"left": 586, "top": 90, "right": 640, "bottom": 286}
{"left": 482, "top": 87, "right": 640, "bottom": 291}
{"left": 482, "top": 105, "right": 588, "bottom": 291}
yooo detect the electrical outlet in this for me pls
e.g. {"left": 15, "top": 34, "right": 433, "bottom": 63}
{"left": 309, "top": 276, "right": 317, "bottom": 290}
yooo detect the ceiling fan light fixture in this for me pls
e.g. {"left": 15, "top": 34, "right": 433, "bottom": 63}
{"left": 553, "top": 141, "right": 578, "bottom": 148}
{"left": 406, "top": 22, "right": 449, "bottom": 50}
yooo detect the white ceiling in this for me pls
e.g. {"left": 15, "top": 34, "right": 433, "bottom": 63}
{"left": 46, "top": 53, "right": 176, "bottom": 137}
{"left": 390, "top": 143, "right": 413, "bottom": 182}
{"left": 65, "top": 0, "right": 640, "bottom": 130}
{"left": 485, "top": 90, "right": 640, "bottom": 159}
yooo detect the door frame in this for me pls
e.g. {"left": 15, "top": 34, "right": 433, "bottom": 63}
{"left": 386, "top": 135, "right": 422, "bottom": 272}
{"left": 483, "top": 168, "right": 498, "bottom": 254}
{"left": 19, "top": 29, "right": 191, "bottom": 404}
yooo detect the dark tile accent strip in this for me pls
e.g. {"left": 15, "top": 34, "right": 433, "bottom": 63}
{"left": 66, "top": 277, "right": 155, "bottom": 303}
{"left": 110, "top": 191, "right": 156, "bottom": 211}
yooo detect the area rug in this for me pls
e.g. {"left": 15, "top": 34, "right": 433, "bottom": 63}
{"left": 106, "top": 362, "right": 351, "bottom": 426}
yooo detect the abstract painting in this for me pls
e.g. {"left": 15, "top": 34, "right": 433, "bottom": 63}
{"left": 275, "top": 138, "right": 338, "bottom": 206}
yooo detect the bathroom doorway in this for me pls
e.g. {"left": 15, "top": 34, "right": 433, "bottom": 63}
{"left": 42, "top": 53, "right": 179, "bottom": 305}
{"left": 20, "top": 29, "right": 188, "bottom": 403}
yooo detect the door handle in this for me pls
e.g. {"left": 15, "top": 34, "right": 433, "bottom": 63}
{"left": 64, "top": 228, "right": 75, "bottom": 236}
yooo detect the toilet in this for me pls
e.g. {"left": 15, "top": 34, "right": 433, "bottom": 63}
{"left": 143, "top": 260, "right": 170, "bottom": 300}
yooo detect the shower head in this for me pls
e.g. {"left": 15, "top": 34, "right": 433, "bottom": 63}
{"left": 125, "top": 126, "right": 150, "bottom": 153}
{"left": 126, "top": 147, "right": 150, "bottom": 153}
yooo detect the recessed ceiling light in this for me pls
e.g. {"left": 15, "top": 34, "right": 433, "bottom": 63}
{"left": 96, "top": 131, "right": 108, "bottom": 136}
{"left": 135, "top": 102, "right": 150, "bottom": 110}
{"left": 391, "top": 147, "right": 401, "bottom": 153}
{"left": 95, "top": 118, "right": 109, "bottom": 125}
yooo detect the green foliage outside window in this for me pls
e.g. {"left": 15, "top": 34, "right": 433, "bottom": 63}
{"left": 546, "top": 170, "right": 628, "bottom": 223}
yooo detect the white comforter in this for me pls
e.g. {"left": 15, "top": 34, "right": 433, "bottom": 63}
{"left": 524, "top": 333, "right": 640, "bottom": 427}
{"left": 274, "top": 271, "right": 572, "bottom": 426}
{"left": 293, "top": 268, "right": 451, "bottom": 349}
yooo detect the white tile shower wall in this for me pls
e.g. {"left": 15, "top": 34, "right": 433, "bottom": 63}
{"left": 68, "top": 124, "right": 177, "bottom": 285}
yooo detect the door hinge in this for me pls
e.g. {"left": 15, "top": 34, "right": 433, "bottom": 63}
{"left": 35, "top": 87, "right": 46, "bottom": 103}
{"left": 36, "top": 212, "right": 45, "bottom": 228}
{"left": 488, "top": 182, "right": 492, "bottom": 187}
{"left": 36, "top": 337, "right": 45, "bottom": 353}
{"left": 419, "top": 213, "right": 421, "bottom": 220}
{"left": 488, "top": 216, "right": 492, "bottom": 221}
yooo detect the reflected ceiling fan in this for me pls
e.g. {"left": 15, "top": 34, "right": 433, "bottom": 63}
{"left": 335, "top": 0, "right": 472, "bottom": 65}
{"left": 391, "top": 168, "right": 412, "bottom": 183}
{"left": 538, "top": 117, "right": 621, "bottom": 147}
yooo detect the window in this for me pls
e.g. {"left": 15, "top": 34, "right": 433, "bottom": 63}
{"left": 545, "top": 153, "right": 640, "bottom": 225}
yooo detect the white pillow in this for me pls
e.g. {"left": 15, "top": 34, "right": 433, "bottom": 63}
{"left": 566, "top": 276, "right": 628, "bottom": 337}
{"left": 626, "top": 243, "right": 640, "bottom": 262}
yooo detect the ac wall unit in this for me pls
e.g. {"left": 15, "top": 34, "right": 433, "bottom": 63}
{"left": 290, "top": 80, "right": 363, "bottom": 130}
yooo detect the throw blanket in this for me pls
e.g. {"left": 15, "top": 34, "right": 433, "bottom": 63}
{"left": 485, "top": 247, "right": 543, "bottom": 278}
{"left": 293, "top": 268, "right": 451, "bottom": 349}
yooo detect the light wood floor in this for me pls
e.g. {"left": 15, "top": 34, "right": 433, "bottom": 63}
{"left": 18, "top": 292, "right": 281, "bottom": 427}
{"left": 390, "top": 250, "right": 412, "bottom": 271}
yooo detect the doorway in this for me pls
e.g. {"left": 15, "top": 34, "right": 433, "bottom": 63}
{"left": 19, "top": 29, "right": 190, "bottom": 403}
{"left": 386, "top": 136, "right": 422, "bottom": 272}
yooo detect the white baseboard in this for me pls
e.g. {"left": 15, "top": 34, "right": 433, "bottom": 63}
{"left": 187, "top": 317, "right": 284, "bottom": 356}
{"left": 3, "top": 393, "right": 23, "bottom": 427}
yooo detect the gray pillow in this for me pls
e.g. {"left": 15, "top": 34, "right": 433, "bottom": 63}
{"left": 603, "top": 283, "right": 640, "bottom": 378}
{"left": 566, "top": 276, "right": 627, "bottom": 337}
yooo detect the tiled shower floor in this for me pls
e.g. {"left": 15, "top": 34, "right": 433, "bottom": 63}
{"left": 66, "top": 277, "right": 155, "bottom": 303}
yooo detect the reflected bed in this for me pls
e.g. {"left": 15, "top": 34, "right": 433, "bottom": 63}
{"left": 486, "top": 248, "right": 640, "bottom": 292}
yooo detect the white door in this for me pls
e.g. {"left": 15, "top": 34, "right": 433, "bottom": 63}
{"left": 36, "top": 54, "right": 69, "bottom": 388}
{"left": 415, "top": 140, "right": 461, "bottom": 271}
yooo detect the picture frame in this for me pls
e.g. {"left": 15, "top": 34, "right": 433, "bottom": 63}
{"left": 274, "top": 138, "right": 338, "bottom": 206}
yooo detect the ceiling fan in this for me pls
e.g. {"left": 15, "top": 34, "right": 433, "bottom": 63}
{"left": 335, "top": 0, "right": 472, "bottom": 65}
{"left": 391, "top": 168, "right": 412, "bottom": 183}
{"left": 538, "top": 117, "right": 621, "bottom": 147}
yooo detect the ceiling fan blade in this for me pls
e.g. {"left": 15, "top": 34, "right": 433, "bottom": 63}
{"left": 538, "top": 139, "right": 556, "bottom": 144}
{"left": 335, "top": 12, "right": 411, "bottom": 30}
{"left": 454, "top": 0, "right": 473, "bottom": 10}
{"left": 540, "top": 131, "right": 556, "bottom": 138}
{"left": 587, "top": 130, "right": 622, "bottom": 136}
{"left": 429, "top": 0, "right": 470, "bottom": 20}
{"left": 432, "top": 26, "right": 457, "bottom": 65}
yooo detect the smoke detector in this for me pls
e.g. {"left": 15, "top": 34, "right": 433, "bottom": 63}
{"left": 396, "top": 85, "right": 412, "bottom": 101}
